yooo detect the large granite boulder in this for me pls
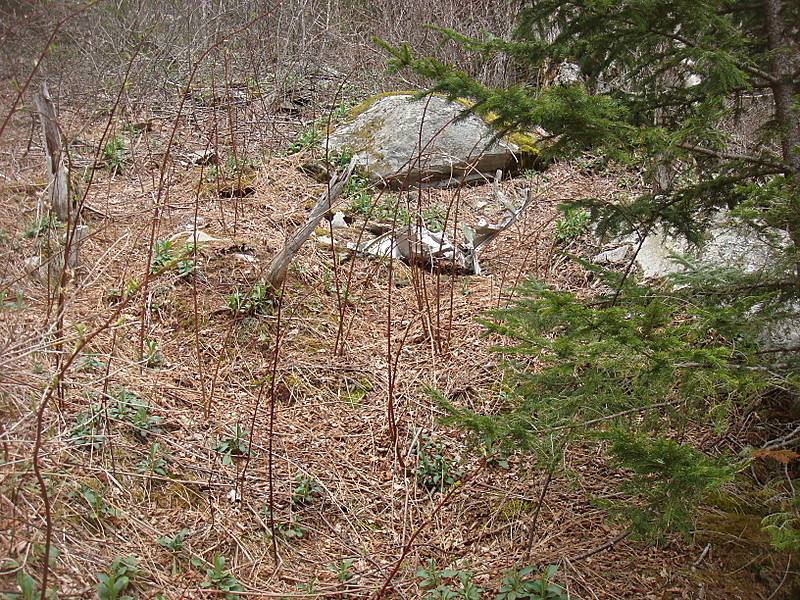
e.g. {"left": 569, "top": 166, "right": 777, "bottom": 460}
{"left": 593, "top": 212, "right": 799, "bottom": 351}
{"left": 327, "top": 93, "right": 534, "bottom": 188}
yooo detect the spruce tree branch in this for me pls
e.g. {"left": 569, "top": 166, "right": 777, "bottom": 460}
{"left": 635, "top": 23, "right": 778, "bottom": 84}
{"left": 583, "top": 7, "right": 778, "bottom": 84}
{"left": 533, "top": 398, "right": 686, "bottom": 435}
{"left": 673, "top": 143, "right": 788, "bottom": 171}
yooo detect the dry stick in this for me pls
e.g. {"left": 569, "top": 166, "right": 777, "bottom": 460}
{"left": 319, "top": 67, "right": 360, "bottom": 357}
{"left": 524, "top": 467, "right": 554, "bottom": 562}
{"left": 192, "top": 150, "right": 216, "bottom": 416}
{"left": 34, "top": 83, "right": 70, "bottom": 408}
{"left": 567, "top": 529, "right": 631, "bottom": 562}
{"left": 263, "top": 163, "right": 354, "bottom": 291}
{"left": 34, "top": 84, "right": 70, "bottom": 223}
{"left": 373, "top": 460, "right": 486, "bottom": 600}
{"left": 221, "top": 52, "right": 243, "bottom": 234}
{"left": 385, "top": 210, "right": 399, "bottom": 458}
{"left": 444, "top": 182, "right": 464, "bottom": 349}
{"left": 265, "top": 277, "right": 289, "bottom": 566}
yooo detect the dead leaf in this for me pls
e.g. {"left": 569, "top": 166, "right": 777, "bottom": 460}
{"left": 752, "top": 448, "right": 799, "bottom": 464}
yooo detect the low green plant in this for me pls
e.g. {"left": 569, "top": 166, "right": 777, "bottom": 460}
{"left": 0, "top": 561, "right": 38, "bottom": 600}
{"left": 1, "top": 289, "right": 28, "bottom": 310}
{"left": 292, "top": 474, "right": 322, "bottom": 505}
{"left": 96, "top": 557, "right": 137, "bottom": 600}
{"left": 346, "top": 184, "right": 446, "bottom": 231}
{"left": 102, "top": 137, "right": 126, "bottom": 172}
{"left": 496, "top": 565, "right": 569, "bottom": 600}
{"left": 762, "top": 511, "right": 800, "bottom": 550}
{"left": 287, "top": 124, "right": 322, "bottom": 154}
{"left": 156, "top": 528, "right": 188, "bottom": 553}
{"left": 415, "top": 434, "right": 464, "bottom": 491}
{"left": 328, "top": 146, "right": 353, "bottom": 169}
{"left": 296, "top": 578, "right": 317, "bottom": 594}
{"left": 203, "top": 153, "right": 253, "bottom": 182}
{"left": 23, "top": 215, "right": 55, "bottom": 238}
{"left": 327, "top": 557, "right": 356, "bottom": 583}
{"left": 137, "top": 443, "right": 168, "bottom": 477}
{"left": 198, "top": 553, "right": 243, "bottom": 600}
{"left": 553, "top": 207, "right": 590, "bottom": 244}
{"left": 345, "top": 175, "right": 379, "bottom": 215}
{"left": 286, "top": 101, "right": 354, "bottom": 155}
{"left": 80, "top": 484, "right": 119, "bottom": 521}
{"left": 419, "top": 205, "right": 447, "bottom": 232}
{"left": 150, "top": 239, "right": 195, "bottom": 277}
{"left": 156, "top": 528, "right": 188, "bottom": 574}
{"left": 479, "top": 438, "right": 510, "bottom": 470}
{"left": 78, "top": 352, "right": 106, "bottom": 372}
{"left": 108, "top": 389, "right": 163, "bottom": 440}
{"left": 225, "top": 282, "right": 273, "bottom": 316}
{"left": 275, "top": 514, "right": 308, "bottom": 540}
{"left": 143, "top": 338, "right": 163, "bottom": 368}
{"left": 214, "top": 425, "right": 250, "bottom": 465}
{"left": 67, "top": 408, "right": 105, "bottom": 451}
{"left": 14, "top": 569, "right": 37, "bottom": 600}
{"left": 459, "top": 279, "right": 471, "bottom": 297}
{"left": 416, "top": 560, "right": 483, "bottom": 600}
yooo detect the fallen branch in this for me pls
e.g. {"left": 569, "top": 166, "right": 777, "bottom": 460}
{"left": 35, "top": 82, "right": 72, "bottom": 223}
{"left": 568, "top": 529, "right": 631, "bottom": 562}
{"left": 263, "top": 163, "right": 354, "bottom": 291}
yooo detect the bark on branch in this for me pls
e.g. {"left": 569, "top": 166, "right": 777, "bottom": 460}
{"left": 34, "top": 82, "right": 73, "bottom": 223}
{"left": 263, "top": 163, "right": 354, "bottom": 291}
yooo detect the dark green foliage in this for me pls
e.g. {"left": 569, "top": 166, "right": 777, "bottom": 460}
{"left": 387, "top": 0, "right": 800, "bottom": 545}
{"left": 95, "top": 557, "right": 137, "bottom": 600}
{"left": 292, "top": 474, "right": 323, "bottom": 505}
{"left": 438, "top": 267, "right": 786, "bottom": 538}
{"left": 416, "top": 560, "right": 484, "bottom": 600}
{"left": 601, "top": 433, "right": 733, "bottom": 537}
{"left": 496, "top": 565, "right": 569, "bottom": 600}
{"left": 213, "top": 425, "right": 251, "bottom": 465}
{"left": 199, "top": 554, "right": 243, "bottom": 600}
{"left": 415, "top": 434, "right": 465, "bottom": 491}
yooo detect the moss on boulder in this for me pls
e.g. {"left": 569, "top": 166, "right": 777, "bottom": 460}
{"left": 328, "top": 92, "right": 542, "bottom": 188}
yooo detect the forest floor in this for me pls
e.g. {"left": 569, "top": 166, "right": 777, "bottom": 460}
{"left": 0, "top": 74, "right": 791, "bottom": 600}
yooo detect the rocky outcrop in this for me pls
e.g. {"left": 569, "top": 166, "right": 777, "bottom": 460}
{"left": 327, "top": 93, "right": 536, "bottom": 188}
{"left": 593, "top": 211, "right": 799, "bottom": 351}
{"left": 594, "top": 212, "right": 786, "bottom": 280}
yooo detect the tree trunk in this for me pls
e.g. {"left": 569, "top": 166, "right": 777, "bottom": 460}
{"left": 763, "top": 0, "right": 800, "bottom": 286}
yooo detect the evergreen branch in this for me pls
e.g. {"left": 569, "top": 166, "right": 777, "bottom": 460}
{"left": 674, "top": 143, "right": 789, "bottom": 171}
{"left": 548, "top": 1, "right": 777, "bottom": 84}
{"left": 615, "top": 18, "right": 778, "bottom": 84}
{"left": 532, "top": 398, "right": 687, "bottom": 435}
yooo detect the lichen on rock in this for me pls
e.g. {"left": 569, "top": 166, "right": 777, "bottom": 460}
{"left": 327, "top": 92, "right": 541, "bottom": 188}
